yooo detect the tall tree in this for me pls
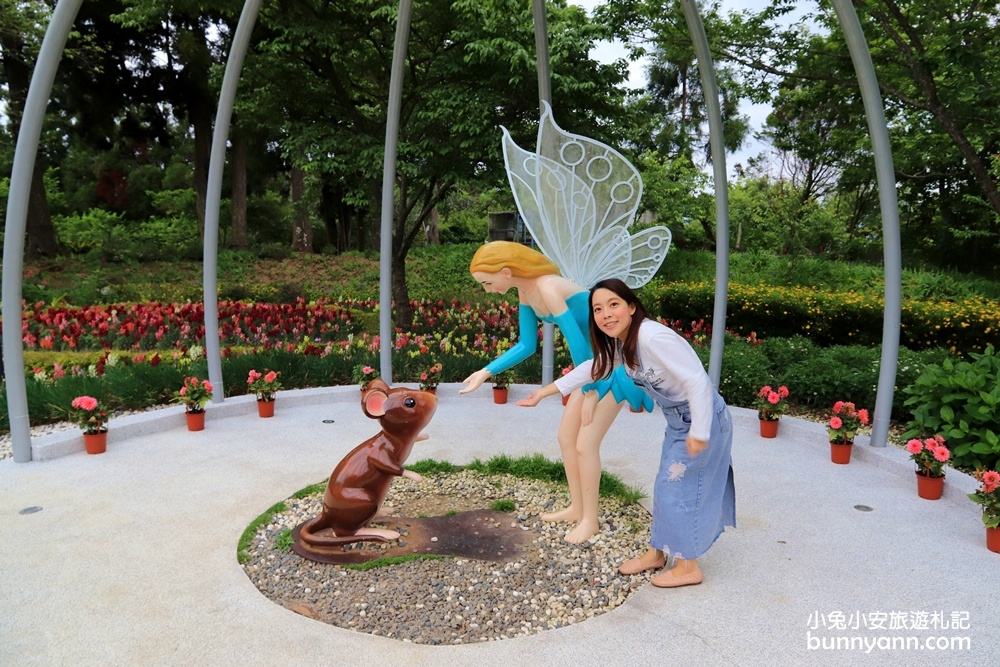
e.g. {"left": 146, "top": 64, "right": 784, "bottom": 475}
{"left": 720, "top": 0, "right": 1000, "bottom": 268}
{"left": 245, "top": 0, "right": 633, "bottom": 326}
{"left": 0, "top": 0, "right": 62, "bottom": 258}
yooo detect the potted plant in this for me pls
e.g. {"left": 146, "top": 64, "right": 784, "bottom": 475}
{"left": 826, "top": 401, "right": 869, "bottom": 464}
{"left": 352, "top": 364, "right": 378, "bottom": 392}
{"left": 248, "top": 369, "right": 283, "bottom": 418}
{"left": 174, "top": 376, "right": 213, "bottom": 431}
{"left": 70, "top": 395, "right": 108, "bottom": 455}
{"left": 419, "top": 362, "right": 443, "bottom": 393}
{"left": 753, "top": 384, "right": 790, "bottom": 438}
{"left": 906, "top": 435, "right": 950, "bottom": 499}
{"left": 968, "top": 469, "right": 1000, "bottom": 553}
{"left": 492, "top": 371, "right": 511, "bottom": 404}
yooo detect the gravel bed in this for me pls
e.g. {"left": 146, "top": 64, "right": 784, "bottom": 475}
{"left": 241, "top": 470, "right": 655, "bottom": 644}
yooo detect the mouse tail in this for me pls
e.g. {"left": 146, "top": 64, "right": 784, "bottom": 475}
{"left": 297, "top": 516, "right": 387, "bottom": 547}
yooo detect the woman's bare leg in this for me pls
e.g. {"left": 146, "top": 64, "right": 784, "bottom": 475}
{"left": 541, "top": 389, "right": 584, "bottom": 522}
{"left": 564, "top": 393, "right": 624, "bottom": 543}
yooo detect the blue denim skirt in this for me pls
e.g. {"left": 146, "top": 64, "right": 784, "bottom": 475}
{"left": 647, "top": 391, "right": 736, "bottom": 560}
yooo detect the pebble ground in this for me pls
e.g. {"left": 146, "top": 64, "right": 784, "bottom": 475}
{"left": 241, "top": 470, "right": 656, "bottom": 644}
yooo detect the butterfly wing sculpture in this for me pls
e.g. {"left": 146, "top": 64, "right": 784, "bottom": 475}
{"left": 501, "top": 101, "right": 671, "bottom": 289}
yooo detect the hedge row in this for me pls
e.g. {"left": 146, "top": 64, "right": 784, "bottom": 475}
{"left": 640, "top": 279, "right": 1000, "bottom": 352}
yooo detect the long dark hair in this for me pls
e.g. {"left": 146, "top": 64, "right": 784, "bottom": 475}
{"left": 589, "top": 278, "right": 649, "bottom": 381}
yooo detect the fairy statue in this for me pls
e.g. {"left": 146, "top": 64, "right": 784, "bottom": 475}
{"left": 460, "top": 102, "right": 672, "bottom": 543}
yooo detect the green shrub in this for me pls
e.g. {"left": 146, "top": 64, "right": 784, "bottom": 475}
{"left": 902, "top": 345, "right": 1000, "bottom": 472}
{"left": 641, "top": 279, "right": 1000, "bottom": 351}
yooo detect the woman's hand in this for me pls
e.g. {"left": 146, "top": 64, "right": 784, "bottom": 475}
{"left": 516, "top": 382, "right": 561, "bottom": 407}
{"left": 459, "top": 369, "right": 491, "bottom": 394}
{"left": 580, "top": 390, "right": 599, "bottom": 426}
{"left": 516, "top": 389, "right": 544, "bottom": 407}
{"left": 686, "top": 436, "right": 708, "bottom": 458}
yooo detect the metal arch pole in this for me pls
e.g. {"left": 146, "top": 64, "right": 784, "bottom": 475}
{"left": 2, "top": 0, "right": 84, "bottom": 463}
{"left": 379, "top": 0, "right": 414, "bottom": 383}
{"left": 680, "top": 0, "right": 729, "bottom": 388}
{"left": 532, "top": 0, "right": 555, "bottom": 386}
{"left": 203, "top": 0, "right": 264, "bottom": 403}
{"left": 829, "top": 0, "right": 900, "bottom": 448}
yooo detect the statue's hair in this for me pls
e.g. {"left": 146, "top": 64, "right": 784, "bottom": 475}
{"left": 469, "top": 241, "right": 559, "bottom": 278}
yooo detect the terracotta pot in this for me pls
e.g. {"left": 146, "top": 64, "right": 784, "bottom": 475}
{"left": 493, "top": 387, "right": 508, "bottom": 404}
{"left": 830, "top": 440, "right": 853, "bottom": 464}
{"left": 562, "top": 394, "right": 570, "bottom": 406}
{"left": 186, "top": 410, "right": 206, "bottom": 432}
{"left": 84, "top": 430, "right": 108, "bottom": 455}
{"left": 759, "top": 419, "right": 779, "bottom": 438}
{"left": 257, "top": 399, "right": 275, "bottom": 418}
{"left": 987, "top": 527, "right": 1000, "bottom": 554}
{"left": 915, "top": 471, "right": 944, "bottom": 500}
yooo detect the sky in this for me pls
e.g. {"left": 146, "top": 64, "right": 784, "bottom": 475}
{"left": 568, "top": 0, "right": 811, "bottom": 176}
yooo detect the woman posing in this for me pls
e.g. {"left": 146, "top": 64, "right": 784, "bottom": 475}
{"left": 518, "top": 278, "right": 735, "bottom": 587}
{"left": 460, "top": 242, "right": 650, "bottom": 544}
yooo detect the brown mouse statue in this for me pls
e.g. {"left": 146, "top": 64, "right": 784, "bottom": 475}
{"left": 296, "top": 379, "right": 437, "bottom": 550}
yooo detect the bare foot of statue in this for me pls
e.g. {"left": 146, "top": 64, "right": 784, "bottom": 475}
{"left": 563, "top": 519, "right": 599, "bottom": 544}
{"left": 540, "top": 506, "right": 582, "bottom": 523}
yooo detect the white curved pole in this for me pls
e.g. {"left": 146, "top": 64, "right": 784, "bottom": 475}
{"left": 2, "top": 0, "right": 85, "bottom": 462}
{"left": 203, "top": 0, "right": 264, "bottom": 403}
{"left": 829, "top": 0, "right": 901, "bottom": 448}
{"left": 532, "top": 0, "right": 555, "bottom": 386}
{"left": 680, "top": 0, "right": 730, "bottom": 388}
{"left": 379, "top": 0, "right": 414, "bottom": 382}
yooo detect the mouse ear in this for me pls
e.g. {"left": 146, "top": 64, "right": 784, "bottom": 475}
{"left": 363, "top": 390, "right": 388, "bottom": 418}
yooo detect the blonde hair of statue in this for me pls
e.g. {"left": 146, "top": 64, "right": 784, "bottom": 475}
{"left": 469, "top": 241, "right": 559, "bottom": 279}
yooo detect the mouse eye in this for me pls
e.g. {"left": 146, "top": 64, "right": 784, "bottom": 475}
{"left": 404, "top": 397, "right": 416, "bottom": 408}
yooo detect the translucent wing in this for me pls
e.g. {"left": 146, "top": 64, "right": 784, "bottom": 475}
{"left": 501, "top": 101, "right": 671, "bottom": 289}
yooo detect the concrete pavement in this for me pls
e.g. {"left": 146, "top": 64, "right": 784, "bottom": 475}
{"left": 1, "top": 384, "right": 996, "bottom": 666}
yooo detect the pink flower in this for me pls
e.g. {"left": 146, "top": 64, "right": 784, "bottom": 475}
{"left": 924, "top": 438, "right": 937, "bottom": 450}
{"left": 264, "top": 371, "right": 277, "bottom": 383}
{"left": 71, "top": 396, "right": 98, "bottom": 411}
{"left": 932, "top": 446, "right": 950, "bottom": 462}
{"left": 420, "top": 373, "right": 428, "bottom": 380}
{"left": 362, "top": 366, "right": 373, "bottom": 374}
{"left": 767, "top": 391, "right": 780, "bottom": 405}
{"left": 933, "top": 434, "right": 945, "bottom": 446}
{"left": 829, "top": 416, "right": 843, "bottom": 430}
{"left": 778, "top": 386, "right": 789, "bottom": 398}
{"left": 179, "top": 387, "right": 187, "bottom": 396}
{"left": 905, "top": 439, "right": 923, "bottom": 455}
{"left": 202, "top": 380, "right": 213, "bottom": 392}
{"left": 833, "top": 401, "right": 844, "bottom": 414}
{"left": 982, "top": 471, "right": 1000, "bottom": 493}
{"left": 857, "top": 409, "right": 869, "bottom": 425}
{"left": 758, "top": 385, "right": 772, "bottom": 398}
{"left": 247, "top": 370, "right": 261, "bottom": 384}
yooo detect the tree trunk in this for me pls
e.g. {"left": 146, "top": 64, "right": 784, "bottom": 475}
{"left": 230, "top": 130, "right": 248, "bottom": 250}
{"left": 290, "top": 166, "right": 313, "bottom": 252}
{"left": 25, "top": 160, "right": 61, "bottom": 259}
{"left": 424, "top": 207, "right": 440, "bottom": 244}
{"left": 190, "top": 97, "right": 212, "bottom": 236}
{"left": 0, "top": 29, "right": 62, "bottom": 259}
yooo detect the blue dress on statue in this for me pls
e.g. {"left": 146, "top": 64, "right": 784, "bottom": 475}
{"left": 484, "top": 292, "right": 653, "bottom": 412}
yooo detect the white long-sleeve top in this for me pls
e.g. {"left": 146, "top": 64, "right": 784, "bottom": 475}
{"left": 554, "top": 319, "right": 716, "bottom": 441}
